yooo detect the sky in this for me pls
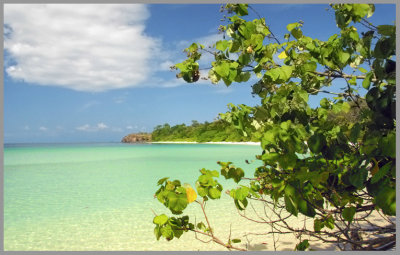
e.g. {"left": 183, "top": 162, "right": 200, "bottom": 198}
{"left": 3, "top": 3, "right": 396, "bottom": 143}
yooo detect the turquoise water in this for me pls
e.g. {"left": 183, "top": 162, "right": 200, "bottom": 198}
{"left": 4, "top": 143, "right": 263, "bottom": 250}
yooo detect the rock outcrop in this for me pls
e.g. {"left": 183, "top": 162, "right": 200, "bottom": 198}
{"left": 121, "top": 133, "right": 152, "bottom": 143}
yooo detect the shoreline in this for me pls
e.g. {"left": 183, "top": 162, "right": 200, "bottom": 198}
{"left": 150, "top": 141, "right": 261, "bottom": 145}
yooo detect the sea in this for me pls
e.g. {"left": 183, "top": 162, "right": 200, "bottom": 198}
{"left": 3, "top": 142, "right": 264, "bottom": 251}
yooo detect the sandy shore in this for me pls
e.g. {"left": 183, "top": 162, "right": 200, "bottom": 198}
{"left": 151, "top": 141, "right": 261, "bottom": 145}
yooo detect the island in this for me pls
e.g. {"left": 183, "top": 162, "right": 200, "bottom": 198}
{"left": 121, "top": 133, "right": 152, "bottom": 143}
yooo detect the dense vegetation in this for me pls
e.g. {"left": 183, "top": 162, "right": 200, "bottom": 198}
{"left": 152, "top": 118, "right": 256, "bottom": 142}
{"left": 152, "top": 4, "right": 395, "bottom": 251}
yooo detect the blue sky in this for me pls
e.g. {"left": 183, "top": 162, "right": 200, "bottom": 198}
{"left": 3, "top": 4, "right": 396, "bottom": 143}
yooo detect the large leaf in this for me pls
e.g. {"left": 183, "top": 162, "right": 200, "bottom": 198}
{"left": 208, "top": 187, "right": 222, "bottom": 199}
{"left": 214, "top": 62, "right": 230, "bottom": 77}
{"left": 308, "top": 133, "right": 326, "bottom": 154}
{"left": 284, "top": 194, "right": 298, "bottom": 216}
{"left": 375, "top": 186, "right": 396, "bottom": 216}
{"left": 342, "top": 207, "right": 356, "bottom": 222}
{"left": 216, "top": 40, "right": 229, "bottom": 51}
{"left": 153, "top": 214, "right": 169, "bottom": 225}
{"left": 371, "top": 162, "right": 392, "bottom": 184}
{"left": 167, "top": 192, "right": 188, "bottom": 213}
{"left": 298, "top": 199, "right": 316, "bottom": 217}
{"left": 348, "top": 167, "right": 368, "bottom": 189}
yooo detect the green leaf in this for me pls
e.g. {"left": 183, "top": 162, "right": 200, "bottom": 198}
{"left": 153, "top": 214, "right": 169, "bottom": 225}
{"left": 284, "top": 194, "right": 298, "bottom": 216}
{"left": 381, "top": 132, "right": 395, "bottom": 158}
{"left": 342, "top": 207, "right": 356, "bottom": 222}
{"left": 216, "top": 40, "right": 229, "bottom": 51}
{"left": 337, "top": 51, "right": 350, "bottom": 66}
{"left": 210, "top": 170, "right": 219, "bottom": 177}
{"left": 197, "top": 222, "right": 206, "bottom": 231}
{"left": 236, "top": 4, "right": 248, "bottom": 16}
{"left": 157, "top": 177, "right": 169, "bottom": 185}
{"left": 308, "top": 133, "right": 326, "bottom": 154}
{"left": 324, "top": 215, "right": 335, "bottom": 229}
{"left": 291, "top": 28, "right": 303, "bottom": 39}
{"left": 167, "top": 192, "right": 188, "bottom": 213}
{"left": 279, "top": 65, "right": 294, "bottom": 81}
{"left": 197, "top": 186, "right": 207, "bottom": 197}
{"left": 234, "top": 197, "right": 248, "bottom": 210}
{"left": 371, "top": 162, "right": 392, "bottom": 184}
{"left": 208, "top": 69, "right": 219, "bottom": 84}
{"left": 232, "top": 239, "right": 241, "bottom": 243}
{"left": 235, "top": 186, "right": 249, "bottom": 201}
{"left": 173, "top": 228, "right": 184, "bottom": 239}
{"left": 295, "top": 240, "right": 310, "bottom": 251}
{"left": 362, "top": 72, "right": 373, "bottom": 89}
{"left": 349, "top": 167, "right": 368, "bottom": 188}
{"left": 373, "top": 37, "right": 395, "bottom": 59}
{"left": 359, "top": 67, "right": 367, "bottom": 73}
{"left": 198, "top": 175, "right": 214, "bottom": 187}
{"left": 160, "top": 225, "right": 174, "bottom": 240}
{"left": 238, "top": 53, "right": 251, "bottom": 65}
{"left": 314, "top": 219, "right": 324, "bottom": 232}
{"left": 208, "top": 187, "right": 222, "bottom": 199}
{"left": 154, "top": 226, "right": 162, "bottom": 240}
{"left": 286, "top": 22, "right": 299, "bottom": 32}
{"left": 377, "top": 25, "right": 395, "bottom": 36}
{"left": 352, "top": 4, "right": 371, "bottom": 19}
{"left": 298, "top": 89, "right": 309, "bottom": 103}
{"left": 375, "top": 186, "right": 396, "bottom": 216}
{"left": 214, "top": 62, "right": 230, "bottom": 77}
{"left": 349, "top": 123, "right": 362, "bottom": 143}
{"left": 298, "top": 199, "right": 316, "bottom": 217}
{"left": 320, "top": 98, "right": 330, "bottom": 109}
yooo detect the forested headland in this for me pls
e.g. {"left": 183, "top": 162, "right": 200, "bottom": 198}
{"left": 151, "top": 119, "right": 257, "bottom": 142}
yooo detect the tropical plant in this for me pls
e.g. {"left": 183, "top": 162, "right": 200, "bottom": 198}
{"left": 152, "top": 4, "right": 395, "bottom": 251}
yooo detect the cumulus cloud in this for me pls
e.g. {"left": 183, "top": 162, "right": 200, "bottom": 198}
{"left": 4, "top": 4, "right": 160, "bottom": 92}
{"left": 39, "top": 126, "right": 48, "bottom": 131}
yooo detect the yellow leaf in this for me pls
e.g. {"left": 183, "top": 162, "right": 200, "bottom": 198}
{"left": 246, "top": 46, "right": 253, "bottom": 54}
{"left": 370, "top": 158, "right": 379, "bottom": 176}
{"left": 278, "top": 51, "right": 288, "bottom": 59}
{"left": 185, "top": 184, "right": 197, "bottom": 203}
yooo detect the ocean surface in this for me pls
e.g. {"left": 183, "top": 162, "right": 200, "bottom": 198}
{"left": 4, "top": 143, "right": 264, "bottom": 251}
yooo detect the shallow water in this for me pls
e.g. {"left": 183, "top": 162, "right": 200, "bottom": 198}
{"left": 4, "top": 143, "right": 265, "bottom": 250}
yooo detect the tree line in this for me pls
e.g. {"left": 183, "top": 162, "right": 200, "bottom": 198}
{"left": 151, "top": 119, "right": 257, "bottom": 142}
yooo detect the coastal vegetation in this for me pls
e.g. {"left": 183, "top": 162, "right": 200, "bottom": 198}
{"left": 151, "top": 119, "right": 256, "bottom": 142}
{"left": 152, "top": 4, "right": 395, "bottom": 250}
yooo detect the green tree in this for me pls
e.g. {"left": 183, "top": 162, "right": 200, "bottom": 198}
{"left": 153, "top": 4, "right": 395, "bottom": 250}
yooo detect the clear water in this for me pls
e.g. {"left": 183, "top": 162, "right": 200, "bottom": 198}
{"left": 4, "top": 143, "right": 264, "bottom": 250}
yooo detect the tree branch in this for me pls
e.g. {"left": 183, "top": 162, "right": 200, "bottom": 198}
{"left": 312, "top": 71, "right": 377, "bottom": 82}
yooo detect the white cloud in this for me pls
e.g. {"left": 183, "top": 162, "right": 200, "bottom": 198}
{"left": 76, "top": 124, "right": 91, "bottom": 131}
{"left": 4, "top": 4, "right": 160, "bottom": 92}
{"left": 23, "top": 125, "right": 30, "bottom": 130}
{"left": 76, "top": 122, "right": 108, "bottom": 132}
{"left": 159, "top": 60, "right": 175, "bottom": 71}
{"left": 126, "top": 125, "right": 133, "bottom": 130}
{"left": 39, "top": 126, "right": 48, "bottom": 131}
{"left": 97, "top": 122, "right": 108, "bottom": 130}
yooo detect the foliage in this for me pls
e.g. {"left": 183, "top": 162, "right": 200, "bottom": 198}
{"left": 152, "top": 119, "right": 257, "bottom": 142}
{"left": 152, "top": 3, "right": 395, "bottom": 251}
